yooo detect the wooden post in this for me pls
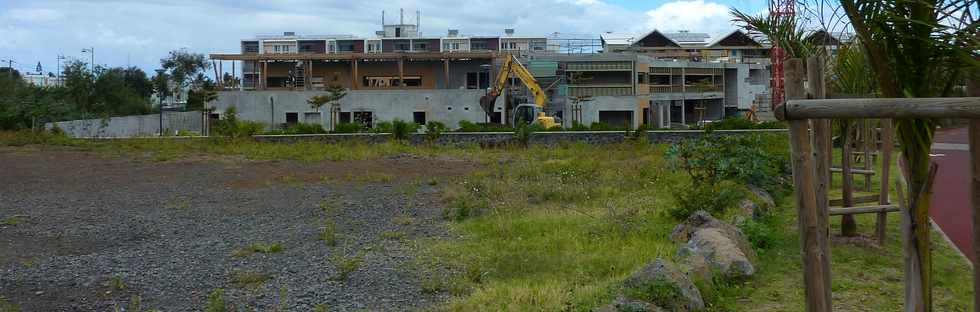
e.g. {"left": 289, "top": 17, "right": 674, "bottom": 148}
{"left": 262, "top": 61, "right": 268, "bottom": 90}
{"left": 787, "top": 58, "right": 832, "bottom": 312}
{"left": 865, "top": 120, "right": 874, "bottom": 191}
{"left": 967, "top": 79, "right": 979, "bottom": 312}
{"left": 352, "top": 58, "right": 359, "bottom": 90}
{"left": 877, "top": 119, "right": 894, "bottom": 245}
{"left": 841, "top": 120, "right": 857, "bottom": 236}
{"left": 808, "top": 56, "right": 833, "bottom": 306}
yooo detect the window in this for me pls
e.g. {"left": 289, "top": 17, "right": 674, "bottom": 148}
{"left": 471, "top": 41, "right": 488, "bottom": 50}
{"left": 466, "top": 72, "right": 491, "bottom": 89}
{"left": 338, "top": 42, "right": 355, "bottom": 52}
{"left": 395, "top": 43, "right": 411, "bottom": 51}
{"left": 304, "top": 112, "right": 321, "bottom": 124}
{"left": 395, "top": 27, "right": 402, "bottom": 37}
{"left": 353, "top": 111, "right": 373, "bottom": 126}
{"left": 367, "top": 42, "right": 381, "bottom": 53}
{"left": 285, "top": 112, "right": 299, "bottom": 125}
{"left": 274, "top": 45, "right": 280, "bottom": 52}
{"left": 413, "top": 42, "right": 428, "bottom": 51}
{"left": 637, "top": 73, "right": 646, "bottom": 84}
{"left": 490, "top": 112, "right": 502, "bottom": 124}
{"left": 413, "top": 112, "right": 426, "bottom": 125}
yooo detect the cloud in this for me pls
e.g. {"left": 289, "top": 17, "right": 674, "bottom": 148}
{"left": 0, "top": 0, "right": 761, "bottom": 76}
{"left": 3, "top": 8, "right": 65, "bottom": 23}
{"left": 643, "top": 0, "right": 735, "bottom": 36}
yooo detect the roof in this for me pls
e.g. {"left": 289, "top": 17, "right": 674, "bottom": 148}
{"left": 632, "top": 29, "right": 682, "bottom": 48}
{"left": 664, "top": 31, "right": 710, "bottom": 43}
{"left": 600, "top": 33, "right": 635, "bottom": 46}
{"left": 706, "top": 30, "right": 763, "bottom": 47}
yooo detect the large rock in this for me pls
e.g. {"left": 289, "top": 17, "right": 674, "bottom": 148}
{"left": 670, "top": 211, "right": 755, "bottom": 260}
{"left": 619, "top": 258, "right": 705, "bottom": 312}
{"left": 747, "top": 185, "right": 776, "bottom": 213}
{"left": 677, "top": 228, "right": 756, "bottom": 280}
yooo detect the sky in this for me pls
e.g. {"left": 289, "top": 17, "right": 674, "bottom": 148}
{"left": 0, "top": 0, "right": 767, "bottom": 77}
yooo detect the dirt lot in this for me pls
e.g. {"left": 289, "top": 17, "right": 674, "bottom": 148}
{"left": 0, "top": 146, "right": 477, "bottom": 311}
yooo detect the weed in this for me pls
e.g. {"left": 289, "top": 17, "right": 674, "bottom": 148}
{"left": 0, "top": 296, "right": 20, "bottom": 312}
{"left": 164, "top": 198, "right": 190, "bottom": 210}
{"left": 204, "top": 288, "right": 225, "bottom": 312}
{"left": 424, "top": 121, "right": 447, "bottom": 144}
{"left": 317, "top": 200, "right": 337, "bottom": 215}
{"left": 393, "top": 215, "right": 415, "bottom": 226}
{"left": 0, "top": 215, "right": 27, "bottom": 226}
{"left": 622, "top": 278, "right": 683, "bottom": 310}
{"left": 380, "top": 230, "right": 406, "bottom": 241}
{"left": 230, "top": 271, "right": 272, "bottom": 288}
{"left": 314, "top": 304, "right": 329, "bottom": 312}
{"left": 331, "top": 252, "right": 364, "bottom": 281}
{"left": 231, "top": 242, "right": 284, "bottom": 258}
{"left": 106, "top": 275, "right": 127, "bottom": 291}
{"left": 427, "top": 178, "right": 439, "bottom": 186}
{"left": 321, "top": 220, "right": 339, "bottom": 247}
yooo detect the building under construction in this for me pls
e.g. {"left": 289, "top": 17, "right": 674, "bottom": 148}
{"left": 208, "top": 11, "right": 773, "bottom": 130}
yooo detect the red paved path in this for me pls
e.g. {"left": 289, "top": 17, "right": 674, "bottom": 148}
{"left": 929, "top": 127, "right": 972, "bottom": 261}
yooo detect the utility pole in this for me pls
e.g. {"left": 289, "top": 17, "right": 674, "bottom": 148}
{"left": 57, "top": 54, "right": 66, "bottom": 87}
{"left": 82, "top": 47, "right": 94, "bottom": 73}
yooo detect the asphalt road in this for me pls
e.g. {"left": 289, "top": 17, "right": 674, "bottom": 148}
{"left": 929, "top": 127, "right": 973, "bottom": 261}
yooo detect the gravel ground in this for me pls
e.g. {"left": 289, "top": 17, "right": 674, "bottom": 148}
{"left": 0, "top": 146, "right": 476, "bottom": 311}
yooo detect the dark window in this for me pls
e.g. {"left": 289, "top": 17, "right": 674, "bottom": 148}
{"left": 642, "top": 108, "right": 650, "bottom": 126}
{"left": 413, "top": 112, "right": 426, "bottom": 125}
{"left": 353, "top": 111, "right": 373, "bottom": 126}
{"left": 637, "top": 73, "right": 646, "bottom": 84}
{"left": 413, "top": 42, "right": 428, "bottom": 51}
{"left": 395, "top": 43, "right": 411, "bottom": 51}
{"left": 286, "top": 112, "right": 299, "bottom": 125}
{"left": 471, "top": 41, "right": 488, "bottom": 50}
{"left": 466, "top": 72, "right": 478, "bottom": 89}
{"left": 338, "top": 43, "right": 355, "bottom": 52}
{"left": 479, "top": 72, "right": 490, "bottom": 89}
{"left": 395, "top": 27, "right": 402, "bottom": 37}
{"left": 403, "top": 77, "right": 422, "bottom": 87}
{"left": 490, "top": 112, "right": 502, "bottom": 124}
{"left": 339, "top": 112, "right": 351, "bottom": 124}
{"left": 209, "top": 113, "right": 220, "bottom": 120}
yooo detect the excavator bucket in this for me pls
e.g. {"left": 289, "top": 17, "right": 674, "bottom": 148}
{"left": 479, "top": 94, "right": 497, "bottom": 116}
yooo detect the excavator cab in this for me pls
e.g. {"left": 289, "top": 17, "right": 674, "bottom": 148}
{"left": 512, "top": 104, "right": 559, "bottom": 129}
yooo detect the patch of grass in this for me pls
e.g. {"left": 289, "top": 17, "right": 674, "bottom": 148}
{"left": 313, "top": 304, "right": 329, "bottom": 312}
{"left": 231, "top": 242, "right": 284, "bottom": 258}
{"left": 0, "top": 296, "right": 21, "bottom": 312}
{"left": 0, "top": 215, "right": 27, "bottom": 226}
{"left": 393, "top": 215, "right": 415, "bottom": 226}
{"left": 321, "top": 220, "right": 339, "bottom": 247}
{"left": 331, "top": 252, "right": 364, "bottom": 281}
{"left": 164, "top": 197, "right": 190, "bottom": 210}
{"left": 106, "top": 275, "right": 127, "bottom": 291}
{"left": 229, "top": 271, "right": 272, "bottom": 289}
{"left": 622, "top": 278, "right": 683, "bottom": 310}
{"left": 204, "top": 288, "right": 225, "bottom": 312}
{"left": 380, "top": 230, "right": 406, "bottom": 241}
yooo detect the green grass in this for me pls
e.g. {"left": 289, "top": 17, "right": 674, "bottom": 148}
{"left": 229, "top": 271, "right": 272, "bottom": 288}
{"left": 1, "top": 215, "right": 27, "bottom": 226}
{"left": 231, "top": 242, "right": 284, "bottom": 258}
{"left": 331, "top": 252, "right": 364, "bottom": 281}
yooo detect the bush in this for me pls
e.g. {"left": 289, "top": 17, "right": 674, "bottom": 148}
{"left": 390, "top": 119, "right": 418, "bottom": 141}
{"left": 283, "top": 123, "right": 327, "bottom": 135}
{"left": 588, "top": 122, "right": 627, "bottom": 131}
{"left": 457, "top": 120, "right": 514, "bottom": 132}
{"left": 212, "top": 107, "right": 265, "bottom": 138}
{"left": 667, "top": 181, "right": 745, "bottom": 221}
{"left": 424, "top": 121, "right": 447, "bottom": 143}
{"left": 703, "top": 116, "right": 787, "bottom": 131}
{"left": 333, "top": 123, "right": 365, "bottom": 133}
{"left": 665, "top": 134, "right": 790, "bottom": 195}
{"left": 737, "top": 214, "right": 783, "bottom": 251}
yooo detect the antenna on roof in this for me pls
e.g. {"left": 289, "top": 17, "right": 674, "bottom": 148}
{"left": 382, "top": 10, "right": 385, "bottom": 26}
{"left": 417, "top": 10, "right": 421, "bottom": 36}
{"left": 400, "top": 8, "right": 404, "bottom": 24}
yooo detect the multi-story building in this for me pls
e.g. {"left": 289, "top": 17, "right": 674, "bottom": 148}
{"left": 209, "top": 17, "right": 773, "bottom": 130}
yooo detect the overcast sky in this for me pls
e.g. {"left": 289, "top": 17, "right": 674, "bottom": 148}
{"left": 0, "top": 0, "right": 766, "bottom": 76}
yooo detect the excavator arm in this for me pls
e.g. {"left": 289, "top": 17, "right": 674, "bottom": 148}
{"left": 479, "top": 54, "right": 556, "bottom": 127}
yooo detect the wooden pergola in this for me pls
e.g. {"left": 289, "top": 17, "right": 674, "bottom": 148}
{"left": 778, "top": 57, "right": 980, "bottom": 312}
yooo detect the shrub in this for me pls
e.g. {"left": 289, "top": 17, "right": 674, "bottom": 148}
{"left": 667, "top": 180, "right": 745, "bottom": 221}
{"left": 390, "top": 119, "right": 418, "bottom": 141}
{"left": 513, "top": 123, "right": 541, "bottom": 147}
{"left": 204, "top": 288, "right": 225, "bottom": 312}
{"left": 283, "top": 123, "right": 326, "bottom": 135}
{"left": 737, "top": 213, "right": 784, "bottom": 251}
{"left": 665, "top": 134, "right": 790, "bottom": 195}
{"left": 333, "top": 123, "right": 364, "bottom": 133}
{"left": 212, "top": 107, "right": 265, "bottom": 138}
{"left": 589, "top": 122, "right": 626, "bottom": 131}
{"left": 424, "top": 121, "right": 447, "bottom": 143}
{"left": 703, "top": 116, "right": 787, "bottom": 131}
{"left": 457, "top": 120, "right": 514, "bottom": 132}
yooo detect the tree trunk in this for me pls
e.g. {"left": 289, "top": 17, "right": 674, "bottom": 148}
{"left": 841, "top": 121, "right": 858, "bottom": 236}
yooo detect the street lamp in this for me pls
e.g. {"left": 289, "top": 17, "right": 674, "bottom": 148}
{"left": 81, "top": 47, "right": 94, "bottom": 72}
{"left": 155, "top": 69, "right": 166, "bottom": 136}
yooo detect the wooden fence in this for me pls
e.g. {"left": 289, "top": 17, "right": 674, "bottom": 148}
{"left": 778, "top": 57, "right": 980, "bottom": 312}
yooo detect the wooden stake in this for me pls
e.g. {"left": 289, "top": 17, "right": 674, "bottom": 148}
{"left": 787, "top": 58, "right": 832, "bottom": 312}
{"left": 865, "top": 120, "right": 874, "bottom": 191}
{"left": 807, "top": 57, "right": 833, "bottom": 285}
{"left": 878, "top": 119, "right": 894, "bottom": 245}
{"left": 841, "top": 121, "right": 857, "bottom": 236}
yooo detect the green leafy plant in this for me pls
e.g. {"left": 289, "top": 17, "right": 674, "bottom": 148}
{"left": 204, "top": 288, "right": 226, "bottom": 312}
{"left": 424, "top": 121, "right": 447, "bottom": 143}
{"left": 212, "top": 106, "right": 265, "bottom": 138}
{"left": 331, "top": 252, "right": 364, "bottom": 281}
{"left": 668, "top": 180, "right": 745, "bottom": 221}
{"left": 308, "top": 85, "right": 346, "bottom": 113}
{"left": 390, "top": 119, "right": 418, "bottom": 141}
{"left": 332, "top": 123, "right": 364, "bottom": 134}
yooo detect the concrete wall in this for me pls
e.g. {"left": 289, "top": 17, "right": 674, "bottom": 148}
{"left": 253, "top": 129, "right": 788, "bottom": 145}
{"left": 212, "top": 90, "right": 505, "bottom": 130}
{"left": 573, "top": 96, "right": 642, "bottom": 128}
{"left": 46, "top": 111, "right": 204, "bottom": 138}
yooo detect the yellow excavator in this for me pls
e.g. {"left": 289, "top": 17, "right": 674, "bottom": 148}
{"left": 479, "top": 54, "right": 559, "bottom": 128}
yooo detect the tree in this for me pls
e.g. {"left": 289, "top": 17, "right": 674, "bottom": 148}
{"left": 62, "top": 60, "right": 96, "bottom": 113}
{"left": 222, "top": 73, "right": 241, "bottom": 89}
{"left": 308, "top": 84, "right": 347, "bottom": 112}
{"left": 187, "top": 74, "right": 218, "bottom": 111}
{"left": 160, "top": 49, "right": 210, "bottom": 106}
